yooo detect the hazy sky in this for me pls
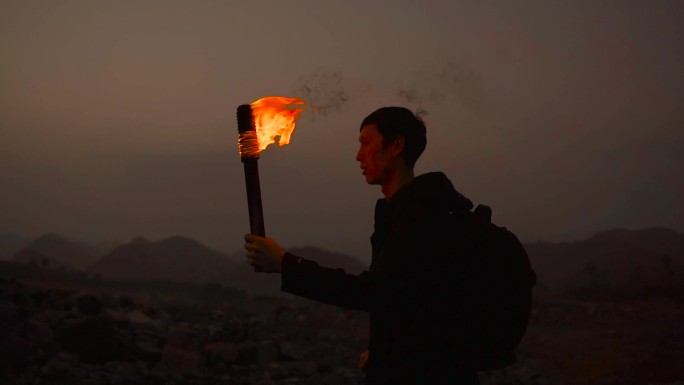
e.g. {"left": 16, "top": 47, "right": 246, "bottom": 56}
{"left": 1, "top": 0, "right": 682, "bottom": 261}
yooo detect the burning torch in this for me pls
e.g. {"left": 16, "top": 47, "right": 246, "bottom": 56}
{"left": 236, "top": 97, "right": 305, "bottom": 270}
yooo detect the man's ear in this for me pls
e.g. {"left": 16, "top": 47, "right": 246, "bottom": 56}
{"left": 390, "top": 136, "right": 405, "bottom": 157}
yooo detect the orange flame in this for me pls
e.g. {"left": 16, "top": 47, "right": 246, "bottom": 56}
{"left": 250, "top": 96, "right": 306, "bottom": 152}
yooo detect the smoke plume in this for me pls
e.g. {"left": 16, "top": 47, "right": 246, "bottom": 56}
{"left": 393, "top": 59, "right": 484, "bottom": 117}
{"left": 289, "top": 58, "right": 483, "bottom": 121}
{"left": 291, "top": 68, "right": 350, "bottom": 118}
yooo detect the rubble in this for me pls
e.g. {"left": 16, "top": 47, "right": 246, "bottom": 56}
{"left": 2, "top": 273, "right": 683, "bottom": 385}
{"left": 0, "top": 277, "right": 366, "bottom": 384}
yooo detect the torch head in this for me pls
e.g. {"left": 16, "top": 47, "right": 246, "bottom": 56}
{"left": 237, "top": 104, "right": 260, "bottom": 160}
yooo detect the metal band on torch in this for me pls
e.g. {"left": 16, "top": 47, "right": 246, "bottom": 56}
{"left": 236, "top": 105, "right": 266, "bottom": 240}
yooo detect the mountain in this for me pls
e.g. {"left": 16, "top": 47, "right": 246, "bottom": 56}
{"left": 0, "top": 234, "right": 30, "bottom": 260}
{"left": 287, "top": 246, "right": 368, "bottom": 274}
{"left": 89, "top": 240, "right": 123, "bottom": 257}
{"left": 12, "top": 233, "right": 98, "bottom": 270}
{"left": 10, "top": 226, "right": 680, "bottom": 296}
{"left": 525, "top": 227, "right": 684, "bottom": 292}
{"left": 88, "top": 236, "right": 238, "bottom": 283}
{"left": 220, "top": 246, "right": 368, "bottom": 296}
{"left": 12, "top": 248, "right": 74, "bottom": 270}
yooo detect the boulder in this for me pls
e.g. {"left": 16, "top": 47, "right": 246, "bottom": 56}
{"left": 278, "top": 340, "right": 306, "bottom": 361}
{"left": 268, "top": 361, "right": 318, "bottom": 380}
{"left": 237, "top": 340, "right": 279, "bottom": 366}
{"left": 204, "top": 342, "right": 239, "bottom": 365}
{"left": 161, "top": 344, "right": 205, "bottom": 376}
{"left": 77, "top": 294, "right": 103, "bottom": 316}
{"left": 54, "top": 315, "right": 129, "bottom": 363}
{"left": 40, "top": 351, "right": 80, "bottom": 380}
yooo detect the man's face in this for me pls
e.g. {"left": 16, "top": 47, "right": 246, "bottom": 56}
{"left": 355, "top": 124, "right": 398, "bottom": 185}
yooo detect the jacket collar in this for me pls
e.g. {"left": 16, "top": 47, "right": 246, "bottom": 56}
{"left": 381, "top": 172, "right": 473, "bottom": 213}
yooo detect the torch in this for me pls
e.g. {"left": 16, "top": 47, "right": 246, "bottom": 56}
{"left": 237, "top": 104, "right": 265, "bottom": 238}
{"left": 236, "top": 96, "right": 305, "bottom": 271}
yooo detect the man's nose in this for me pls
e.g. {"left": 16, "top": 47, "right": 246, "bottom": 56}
{"left": 355, "top": 149, "right": 362, "bottom": 161}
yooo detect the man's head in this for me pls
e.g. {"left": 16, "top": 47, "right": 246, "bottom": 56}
{"left": 359, "top": 107, "right": 427, "bottom": 169}
{"left": 355, "top": 107, "right": 427, "bottom": 187}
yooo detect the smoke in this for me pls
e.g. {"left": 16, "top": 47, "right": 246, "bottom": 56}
{"left": 291, "top": 68, "right": 350, "bottom": 118}
{"left": 393, "top": 59, "right": 484, "bottom": 117}
{"left": 290, "top": 58, "right": 484, "bottom": 121}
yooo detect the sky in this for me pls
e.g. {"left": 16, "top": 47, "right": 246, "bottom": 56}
{"left": 1, "top": 0, "right": 682, "bottom": 261}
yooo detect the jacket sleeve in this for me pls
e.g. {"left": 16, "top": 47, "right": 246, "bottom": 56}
{"left": 279, "top": 202, "right": 448, "bottom": 313}
{"left": 280, "top": 252, "right": 422, "bottom": 312}
{"left": 280, "top": 252, "right": 372, "bottom": 311}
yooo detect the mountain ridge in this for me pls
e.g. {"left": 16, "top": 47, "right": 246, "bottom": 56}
{"left": 5, "top": 227, "right": 683, "bottom": 295}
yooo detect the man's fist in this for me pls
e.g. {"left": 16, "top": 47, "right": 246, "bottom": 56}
{"left": 244, "top": 234, "right": 285, "bottom": 273}
{"left": 359, "top": 349, "right": 369, "bottom": 372}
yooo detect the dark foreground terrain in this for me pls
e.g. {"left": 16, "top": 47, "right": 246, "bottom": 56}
{"left": 1, "top": 269, "right": 683, "bottom": 384}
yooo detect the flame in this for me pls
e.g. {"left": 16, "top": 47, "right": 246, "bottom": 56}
{"left": 250, "top": 96, "right": 306, "bottom": 152}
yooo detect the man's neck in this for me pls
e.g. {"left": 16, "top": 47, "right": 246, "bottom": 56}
{"left": 381, "top": 167, "right": 415, "bottom": 199}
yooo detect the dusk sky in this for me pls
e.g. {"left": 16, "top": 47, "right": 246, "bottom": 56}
{"left": 1, "top": 1, "right": 682, "bottom": 261}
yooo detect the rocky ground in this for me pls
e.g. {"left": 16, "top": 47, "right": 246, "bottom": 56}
{"left": 497, "top": 291, "right": 684, "bottom": 385}
{"left": 0, "top": 277, "right": 367, "bottom": 385}
{"left": 1, "top": 276, "right": 683, "bottom": 384}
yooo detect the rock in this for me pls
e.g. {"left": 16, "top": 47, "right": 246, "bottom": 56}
{"left": 0, "top": 280, "right": 377, "bottom": 385}
{"left": 101, "top": 361, "right": 144, "bottom": 384}
{"left": 125, "top": 309, "right": 154, "bottom": 325}
{"left": 306, "top": 372, "right": 354, "bottom": 385}
{"left": 118, "top": 296, "right": 135, "bottom": 310}
{"left": 77, "top": 294, "right": 103, "bottom": 316}
{"left": 0, "top": 298, "right": 17, "bottom": 321}
{"left": 134, "top": 336, "right": 164, "bottom": 362}
{"left": 649, "top": 382, "right": 684, "bottom": 385}
{"left": 0, "top": 327, "right": 36, "bottom": 370}
{"left": 55, "top": 296, "right": 76, "bottom": 312}
{"left": 166, "top": 323, "right": 202, "bottom": 346}
{"left": 279, "top": 340, "right": 306, "bottom": 361}
{"left": 247, "top": 370, "right": 274, "bottom": 385}
{"left": 269, "top": 361, "right": 318, "bottom": 379}
{"left": 204, "top": 342, "right": 239, "bottom": 365}
{"left": 0, "top": 317, "right": 54, "bottom": 370}
{"left": 40, "top": 351, "right": 80, "bottom": 379}
{"left": 237, "top": 340, "right": 279, "bottom": 366}
{"left": 54, "top": 315, "right": 129, "bottom": 363}
{"left": 27, "top": 319, "right": 56, "bottom": 351}
{"left": 162, "top": 344, "right": 205, "bottom": 376}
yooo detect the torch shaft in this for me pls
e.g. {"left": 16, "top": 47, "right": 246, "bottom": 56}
{"left": 237, "top": 103, "right": 265, "bottom": 272}
{"left": 241, "top": 158, "right": 266, "bottom": 237}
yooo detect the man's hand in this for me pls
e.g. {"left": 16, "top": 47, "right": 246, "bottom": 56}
{"left": 358, "top": 349, "right": 369, "bottom": 372}
{"left": 244, "top": 234, "right": 285, "bottom": 273}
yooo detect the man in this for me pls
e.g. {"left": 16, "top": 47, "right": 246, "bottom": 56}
{"left": 244, "top": 107, "right": 481, "bottom": 384}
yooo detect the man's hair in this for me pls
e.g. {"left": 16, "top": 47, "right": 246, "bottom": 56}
{"left": 360, "top": 107, "right": 427, "bottom": 168}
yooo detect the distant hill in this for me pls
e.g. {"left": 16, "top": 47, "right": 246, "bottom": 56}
{"left": 525, "top": 227, "right": 684, "bottom": 292}
{"left": 89, "top": 236, "right": 238, "bottom": 283}
{"left": 220, "top": 246, "right": 368, "bottom": 296}
{"left": 12, "top": 233, "right": 98, "bottom": 270}
{"left": 89, "top": 240, "right": 122, "bottom": 257}
{"left": 8, "top": 227, "right": 681, "bottom": 296}
{"left": 0, "top": 234, "right": 30, "bottom": 260}
{"left": 288, "top": 246, "right": 368, "bottom": 274}
{"left": 12, "top": 248, "right": 74, "bottom": 270}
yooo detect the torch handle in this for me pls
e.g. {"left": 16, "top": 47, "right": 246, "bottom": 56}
{"left": 242, "top": 158, "right": 266, "bottom": 222}
{"left": 242, "top": 158, "right": 266, "bottom": 273}
{"left": 242, "top": 158, "right": 265, "bottom": 236}
{"left": 237, "top": 104, "right": 266, "bottom": 272}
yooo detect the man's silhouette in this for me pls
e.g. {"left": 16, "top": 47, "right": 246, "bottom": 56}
{"left": 245, "top": 107, "right": 481, "bottom": 384}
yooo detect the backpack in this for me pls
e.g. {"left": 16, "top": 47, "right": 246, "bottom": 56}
{"left": 446, "top": 204, "right": 537, "bottom": 370}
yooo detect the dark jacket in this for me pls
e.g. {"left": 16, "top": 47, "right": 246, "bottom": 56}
{"left": 281, "top": 172, "right": 480, "bottom": 384}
